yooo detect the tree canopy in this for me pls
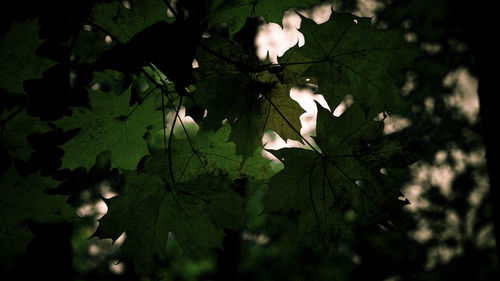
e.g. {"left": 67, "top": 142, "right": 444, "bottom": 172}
{"left": 1, "top": 0, "right": 496, "bottom": 280}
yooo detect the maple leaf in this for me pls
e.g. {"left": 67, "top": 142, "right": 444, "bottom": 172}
{"left": 194, "top": 35, "right": 304, "bottom": 158}
{"left": 53, "top": 75, "right": 164, "bottom": 171}
{"left": 264, "top": 103, "right": 413, "bottom": 249}
{"left": 144, "top": 124, "right": 243, "bottom": 181}
{"left": 0, "top": 20, "right": 56, "bottom": 93}
{"left": 279, "top": 11, "right": 418, "bottom": 115}
{"left": 0, "top": 2, "right": 428, "bottom": 277}
{"left": 0, "top": 166, "right": 75, "bottom": 268}
{"left": 207, "top": 0, "right": 321, "bottom": 36}
{"left": 94, "top": 171, "right": 245, "bottom": 276}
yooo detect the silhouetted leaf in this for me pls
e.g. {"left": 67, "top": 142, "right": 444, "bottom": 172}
{"left": 194, "top": 35, "right": 304, "bottom": 158}
{"left": 0, "top": 20, "right": 55, "bottom": 93}
{"left": 0, "top": 166, "right": 75, "bottom": 268}
{"left": 24, "top": 63, "right": 94, "bottom": 120}
{"left": 264, "top": 103, "right": 411, "bottom": 250}
{"left": 0, "top": 2, "right": 427, "bottom": 277}
{"left": 280, "top": 11, "right": 418, "bottom": 115}
{"left": 94, "top": 171, "right": 245, "bottom": 275}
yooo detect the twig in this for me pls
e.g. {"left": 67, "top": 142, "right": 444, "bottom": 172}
{"left": 162, "top": 0, "right": 178, "bottom": 19}
{"left": 161, "top": 84, "right": 168, "bottom": 152}
{"left": 167, "top": 95, "right": 184, "bottom": 184}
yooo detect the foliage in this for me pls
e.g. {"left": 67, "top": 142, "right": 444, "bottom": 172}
{"left": 0, "top": 0, "right": 422, "bottom": 279}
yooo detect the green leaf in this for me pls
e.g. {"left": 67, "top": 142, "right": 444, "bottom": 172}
{"left": 53, "top": 77, "right": 164, "bottom": 171}
{"left": 208, "top": 0, "right": 320, "bottom": 37}
{"left": 241, "top": 147, "right": 276, "bottom": 181}
{"left": 280, "top": 11, "right": 418, "bottom": 115}
{"left": 95, "top": 171, "right": 245, "bottom": 275}
{"left": 145, "top": 124, "right": 243, "bottom": 182}
{"left": 92, "top": 0, "right": 173, "bottom": 43}
{"left": 0, "top": 20, "right": 56, "bottom": 93}
{"left": 194, "top": 36, "right": 304, "bottom": 158}
{"left": 264, "top": 103, "right": 411, "bottom": 250}
{"left": 0, "top": 166, "right": 75, "bottom": 268}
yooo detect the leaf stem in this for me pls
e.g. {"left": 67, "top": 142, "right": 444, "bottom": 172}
{"left": 162, "top": 0, "right": 178, "bottom": 19}
{"left": 168, "top": 95, "right": 184, "bottom": 184}
{"left": 161, "top": 85, "right": 169, "bottom": 152}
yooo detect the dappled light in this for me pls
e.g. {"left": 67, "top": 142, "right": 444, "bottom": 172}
{"left": 0, "top": 1, "right": 496, "bottom": 280}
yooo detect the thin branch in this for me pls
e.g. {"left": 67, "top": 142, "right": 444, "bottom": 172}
{"left": 161, "top": 85, "right": 168, "bottom": 151}
{"left": 140, "top": 68, "right": 172, "bottom": 96}
{"left": 250, "top": 0, "right": 257, "bottom": 18}
{"left": 162, "top": 0, "right": 178, "bottom": 19}
{"left": 168, "top": 95, "right": 184, "bottom": 184}
{"left": 146, "top": 64, "right": 180, "bottom": 186}
{"left": 147, "top": 65, "right": 173, "bottom": 155}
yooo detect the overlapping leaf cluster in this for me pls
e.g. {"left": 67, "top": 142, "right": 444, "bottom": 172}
{"left": 0, "top": 0, "right": 419, "bottom": 277}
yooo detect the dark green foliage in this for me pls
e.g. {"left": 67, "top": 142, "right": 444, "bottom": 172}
{"left": 264, "top": 102, "right": 414, "bottom": 250}
{"left": 94, "top": 171, "right": 245, "bottom": 276}
{"left": 193, "top": 32, "right": 305, "bottom": 158}
{"left": 0, "top": 166, "right": 76, "bottom": 268}
{"left": 0, "top": 0, "right": 428, "bottom": 279}
{"left": 280, "top": 12, "right": 418, "bottom": 115}
{"left": 207, "top": 0, "right": 321, "bottom": 36}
